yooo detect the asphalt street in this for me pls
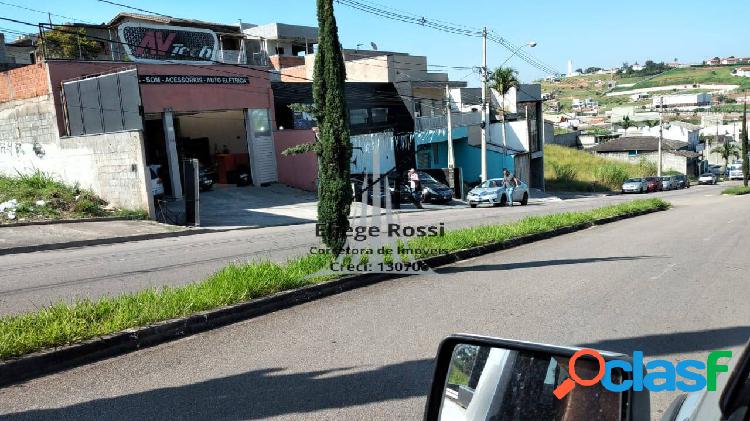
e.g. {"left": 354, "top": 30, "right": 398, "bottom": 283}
{"left": 0, "top": 185, "right": 722, "bottom": 315}
{"left": 0, "top": 184, "right": 747, "bottom": 420}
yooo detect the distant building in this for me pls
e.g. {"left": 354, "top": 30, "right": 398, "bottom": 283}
{"left": 706, "top": 57, "right": 721, "bottom": 65}
{"left": 732, "top": 67, "right": 750, "bottom": 77}
{"left": 631, "top": 62, "right": 644, "bottom": 71}
{"left": 590, "top": 136, "right": 700, "bottom": 175}
{"left": 653, "top": 93, "right": 712, "bottom": 109}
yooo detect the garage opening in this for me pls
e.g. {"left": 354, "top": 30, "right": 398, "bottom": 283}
{"left": 143, "top": 109, "right": 250, "bottom": 194}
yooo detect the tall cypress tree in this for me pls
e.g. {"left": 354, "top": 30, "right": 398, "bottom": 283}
{"left": 314, "top": 0, "right": 351, "bottom": 254}
{"left": 742, "top": 92, "right": 748, "bottom": 187}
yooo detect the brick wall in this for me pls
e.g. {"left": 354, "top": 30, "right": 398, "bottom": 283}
{"left": 279, "top": 65, "right": 308, "bottom": 82}
{"left": 269, "top": 55, "right": 305, "bottom": 70}
{"left": 0, "top": 63, "right": 49, "bottom": 103}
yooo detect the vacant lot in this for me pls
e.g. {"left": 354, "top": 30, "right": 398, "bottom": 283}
{"left": 545, "top": 144, "right": 657, "bottom": 191}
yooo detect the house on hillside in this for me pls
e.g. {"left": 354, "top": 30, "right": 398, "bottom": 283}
{"left": 590, "top": 136, "right": 700, "bottom": 175}
{"left": 732, "top": 67, "right": 750, "bottom": 78}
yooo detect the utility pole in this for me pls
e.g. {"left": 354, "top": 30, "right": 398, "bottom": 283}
{"left": 658, "top": 96, "right": 663, "bottom": 177}
{"left": 480, "top": 27, "right": 488, "bottom": 182}
{"left": 743, "top": 89, "right": 749, "bottom": 187}
{"left": 446, "top": 84, "right": 455, "bottom": 168}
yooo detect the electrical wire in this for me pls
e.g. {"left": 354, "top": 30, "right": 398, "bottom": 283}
{"left": 0, "top": 1, "right": 98, "bottom": 25}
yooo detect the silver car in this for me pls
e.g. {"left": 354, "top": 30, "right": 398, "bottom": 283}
{"left": 661, "top": 176, "right": 676, "bottom": 191}
{"left": 621, "top": 177, "right": 647, "bottom": 194}
{"left": 466, "top": 178, "right": 529, "bottom": 208}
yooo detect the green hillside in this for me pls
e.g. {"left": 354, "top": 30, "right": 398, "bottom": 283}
{"left": 542, "top": 64, "right": 750, "bottom": 114}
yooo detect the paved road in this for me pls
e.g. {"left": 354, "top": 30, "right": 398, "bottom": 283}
{"left": 0, "top": 185, "right": 722, "bottom": 315}
{"left": 0, "top": 185, "right": 747, "bottom": 420}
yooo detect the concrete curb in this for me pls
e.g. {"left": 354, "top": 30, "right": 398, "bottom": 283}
{"left": 0, "top": 216, "right": 137, "bottom": 228}
{"left": 0, "top": 206, "right": 666, "bottom": 387}
{"left": 0, "top": 228, "right": 217, "bottom": 256}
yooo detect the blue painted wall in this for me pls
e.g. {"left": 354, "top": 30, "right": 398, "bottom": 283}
{"left": 455, "top": 140, "right": 514, "bottom": 184}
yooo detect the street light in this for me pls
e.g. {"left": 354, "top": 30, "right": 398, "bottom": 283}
{"left": 500, "top": 41, "right": 537, "bottom": 67}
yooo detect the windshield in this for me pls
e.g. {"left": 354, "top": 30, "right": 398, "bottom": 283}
{"left": 626, "top": 178, "right": 642, "bottom": 182}
{"left": 479, "top": 180, "right": 500, "bottom": 188}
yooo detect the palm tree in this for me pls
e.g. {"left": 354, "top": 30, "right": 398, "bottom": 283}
{"left": 489, "top": 67, "right": 519, "bottom": 158}
{"left": 711, "top": 142, "right": 741, "bottom": 172}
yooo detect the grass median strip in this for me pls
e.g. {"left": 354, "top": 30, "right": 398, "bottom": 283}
{"left": 722, "top": 186, "right": 750, "bottom": 196}
{"left": 0, "top": 198, "right": 669, "bottom": 360}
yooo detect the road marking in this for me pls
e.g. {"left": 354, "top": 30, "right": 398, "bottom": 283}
{"left": 704, "top": 194, "right": 714, "bottom": 197}
{"left": 651, "top": 263, "right": 676, "bottom": 280}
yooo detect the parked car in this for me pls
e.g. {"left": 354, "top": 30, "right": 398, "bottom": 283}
{"left": 661, "top": 176, "right": 676, "bottom": 191}
{"left": 199, "top": 166, "right": 215, "bottom": 192}
{"left": 621, "top": 177, "right": 647, "bottom": 194}
{"left": 644, "top": 176, "right": 662, "bottom": 192}
{"left": 417, "top": 171, "right": 454, "bottom": 204}
{"left": 672, "top": 174, "right": 690, "bottom": 189}
{"left": 148, "top": 165, "right": 165, "bottom": 197}
{"left": 466, "top": 178, "right": 529, "bottom": 208}
{"left": 698, "top": 172, "right": 718, "bottom": 185}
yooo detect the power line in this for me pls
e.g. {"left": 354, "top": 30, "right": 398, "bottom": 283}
{"left": 2, "top": 17, "right": 482, "bottom": 110}
{"left": 0, "top": 1, "right": 97, "bottom": 25}
{"left": 93, "top": 0, "right": 171, "bottom": 18}
{"left": 336, "top": 0, "right": 561, "bottom": 76}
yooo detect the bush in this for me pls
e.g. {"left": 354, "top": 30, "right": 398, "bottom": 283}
{"left": 550, "top": 162, "right": 577, "bottom": 182}
{"left": 637, "top": 159, "right": 658, "bottom": 177}
{"left": 595, "top": 163, "right": 630, "bottom": 189}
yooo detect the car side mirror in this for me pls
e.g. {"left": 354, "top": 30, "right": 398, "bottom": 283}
{"left": 423, "top": 334, "right": 650, "bottom": 421}
{"left": 720, "top": 339, "right": 750, "bottom": 419}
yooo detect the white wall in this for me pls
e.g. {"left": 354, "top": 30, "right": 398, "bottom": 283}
{"left": 0, "top": 95, "right": 152, "bottom": 213}
{"left": 489, "top": 120, "right": 527, "bottom": 152}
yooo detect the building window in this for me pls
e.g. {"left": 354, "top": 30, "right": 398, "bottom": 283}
{"left": 350, "top": 108, "right": 369, "bottom": 126}
{"left": 628, "top": 150, "right": 637, "bottom": 158}
{"left": 275, "top": 47, "right": 285, "bottom": 55}
{"left": 371, "top": 108, "right": 388, "bottom": 124}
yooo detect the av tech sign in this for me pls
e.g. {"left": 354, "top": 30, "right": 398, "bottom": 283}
{"left": 118, "top": 22, "right": 218, "bottom": 63}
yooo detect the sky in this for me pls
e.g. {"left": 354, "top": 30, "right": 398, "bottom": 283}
{"left": 2, "top": 0, "right": 749, "bottom": 86}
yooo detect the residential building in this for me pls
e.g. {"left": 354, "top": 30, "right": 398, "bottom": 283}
{"left": 571, "top": 97, "right": 598, "bottom": 113}
{"left": 631, "top": 62, "right": 644, "bottom": 71}
{"left": 706, "top": 57, "right": 721, "bottom": 65}
{"left": 721, "top": 57, "right": 739, "bottom": 65}
{"left": 590, "top": 136, "right": 700, "bottom": 175}
{"left": 732, "top": 67, "right": 750, "bottom": 77}
{"left": 635, "top": 121, "right": 701, "bottom": 148}
{"left": 653, "top": 93, "right": 712, "bottom": 109}
{"left": 413, "top": 84, "right": 546, "bottom": 189}
{"left": 271, "top": 81, "right": 414, "bottom": 191}
{"left": 0, "top": 33, "right": 37, "bottom": 66}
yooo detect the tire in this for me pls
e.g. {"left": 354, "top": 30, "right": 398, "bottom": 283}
{"left": 499, "top": 194, "right": 508, "bottom": 207}
{"left": 521, "top": 192, "right": 528, "bottom": 206}
{"left": 470, "top": 203, "right": 477, "bottom": 208}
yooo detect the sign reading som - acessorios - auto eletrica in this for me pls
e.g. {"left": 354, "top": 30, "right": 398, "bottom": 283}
{"left": 138, "top": 75, "right": 249, "bottom": 85}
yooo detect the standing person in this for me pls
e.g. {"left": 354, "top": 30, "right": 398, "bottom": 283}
{"left": 503, "top": 169, "right": 518, "bottom": 206}
{"left": 408, "top": 169, "right": 421, "bottom": 202}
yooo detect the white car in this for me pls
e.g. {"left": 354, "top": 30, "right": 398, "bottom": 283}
{"left": 728, "top": 163, "right": 743, "bottom": 180}
{"left": 466, "top": 178, "right": 529, "bottom": 208}
{"left": 698, "top": 173, "right": 717, "bottom": 185}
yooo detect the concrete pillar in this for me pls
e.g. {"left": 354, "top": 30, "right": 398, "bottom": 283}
{"left": 163, "top": 108, "right": 182, "bottom": 199}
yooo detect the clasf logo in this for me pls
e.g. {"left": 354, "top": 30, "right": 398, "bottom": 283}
{"left": 553, "top": 349, "right": 733, "bottom": 399}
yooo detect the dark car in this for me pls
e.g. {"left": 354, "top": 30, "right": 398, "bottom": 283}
{"left": 672, "top": 174, "right": 690, "bottom": 189}
{"left": 644, "top": 176, "right": 662, "bottom": 192}
{"left": 199, "top": 166, "right": 215, "bottom": 191}
{"left": 416, "top": 171, "right": 454, "bottom": 203}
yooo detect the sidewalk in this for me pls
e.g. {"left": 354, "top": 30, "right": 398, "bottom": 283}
{"left": 0, "top": 220, "right": 189, "bottom": 255}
